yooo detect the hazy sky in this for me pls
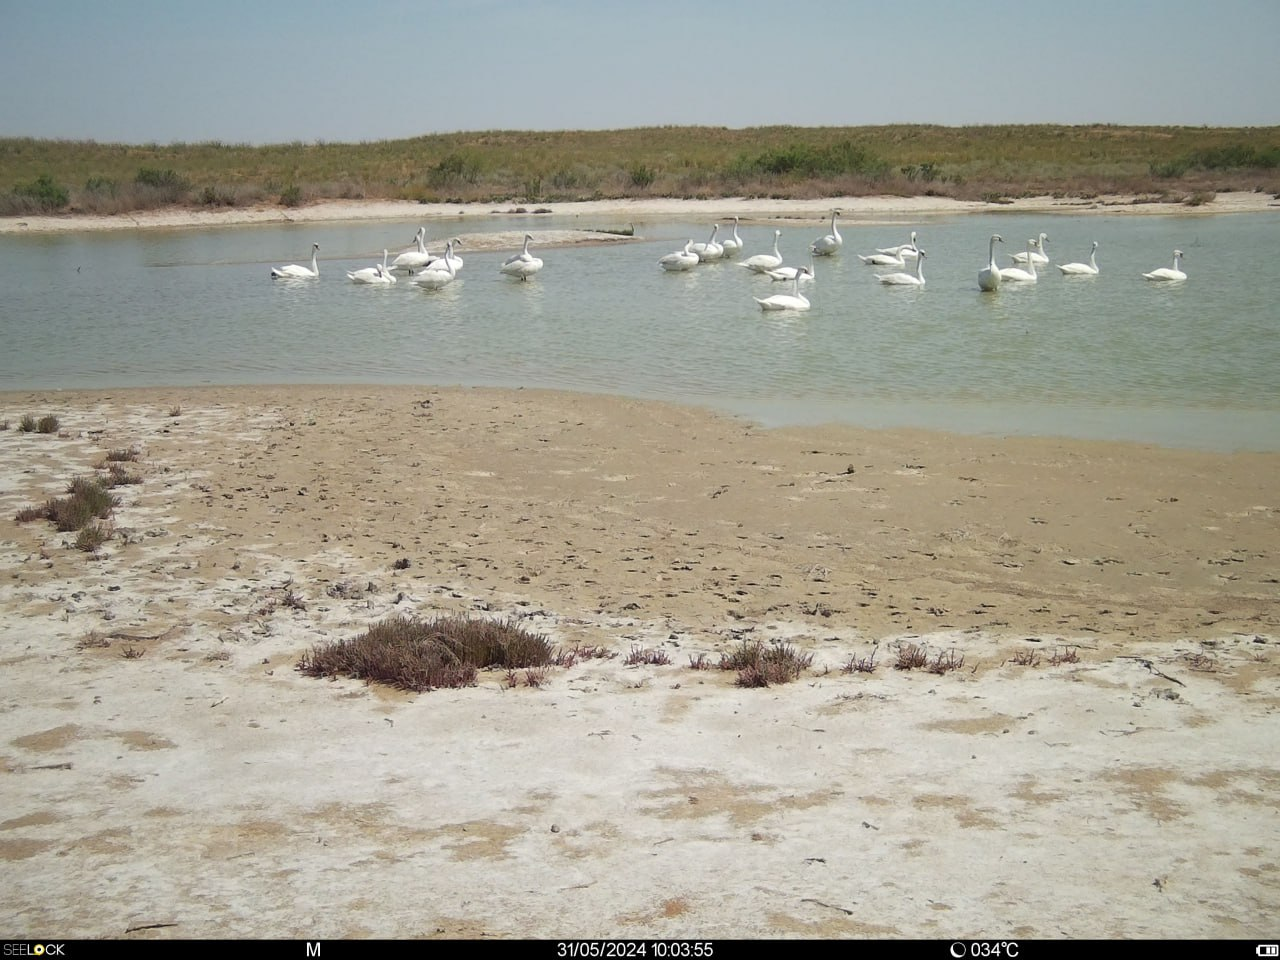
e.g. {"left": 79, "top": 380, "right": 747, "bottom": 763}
{"left": 2, "top": 0, "right": 1277, "bottom": 144}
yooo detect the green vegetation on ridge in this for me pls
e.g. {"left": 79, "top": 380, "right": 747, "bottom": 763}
{"left": 2, "top": 124, "right": 1277, "bottom": 216}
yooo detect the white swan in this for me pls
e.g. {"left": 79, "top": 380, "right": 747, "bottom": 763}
{"left": 1057, "top": 241, "right": 1100, "bottom": 276}
{"left": 689, "top": 224, "right": 724, "bottom": 262}
{"left": 499, "top": 233, "right": 544, "bottom": 281}
{"left": 271, "top": 242, "right": 320, "bottom": 280}
{"left": 739, "top": 229, "right": 784, "bottom": 273}
{"left": 347, "top": 249, "right": 395, "bottom": 284}
{"left": 877, "top": 250, "right": 926, "bottom": 286}
{"left": 1010, "top": 232, "right": 1049, "bottom": 265}
{"left": 425, "top": 237, "right": 464, "bottom": 273}
{"left": 1143, "top": 249, "right": 1186, "bottom": 281}
{"left": 876, "top": 231, "right": 918, "bottom": 256}
{"left": 754, "top": 268, "right": 812, "bottom": 311}
{"left": 857, "top": 249, "right": 905, "bottom": 267}
{"left": 413, "top": 241, "right": 459, "bottom": 289}
{"left": 1000, "top": 239, "right": 1039, "bottom": 282}
{"left": 810, "top": 209, "right": 842, "bottom": 257}
{"left": 659, "top": 239, "right": 700, "bottom": 272}
{"left": 978, "top": 234, "right": 1004, "bottom": 292}
{"left": 391, "top": 228, "right": 433, "bottom": 273}
{"left": 764, "top": 254, "right": 817, "bottom": 283}
{"left": 720, "top": 217, "right": 744, "bottom": 258}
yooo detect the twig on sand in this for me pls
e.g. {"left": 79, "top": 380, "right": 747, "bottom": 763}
{"left": 1119, "top": 656, "right": 1186, "bottom": 687}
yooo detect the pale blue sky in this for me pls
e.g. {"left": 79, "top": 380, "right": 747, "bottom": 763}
{"left": 2, "top": 0, "right": 1277, "bottom": 144}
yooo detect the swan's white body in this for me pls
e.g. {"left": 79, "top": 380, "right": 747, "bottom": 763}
{"left": 858, "top": 250, "right": 905, "bottom": 267}
{"left": 391, "top": 228, "right": 433, "bottom": 272}
{"left": 271, "top": 243, "right": 320, "bottom": 279}
{"left": 1010, "top": 232, "right": 1049, "bottom": 265}
{"left": 754, "top": 268, "right": 812, "bottom": 311}
{"left": 1143, "top": 249, "right": 1186, "bottom": 281}
{"left": 999, "top": 240, "right": 1039, "bottom": 282}
{"left": 740, "top": 230, "right": 784, "bottom": 273}
{"left": 690, "top": 224, "right": 724, "bottom": 262}
{"left": 500, "top": 234, "right": 544, "bottom": 281}
{"left": 414, "top": 242, "right": 459, "bottom": 289}
{"left": 877, "top": 251, "right": 926, "bottom": 286}
{"left": 978, "top": 234, "right": 1004, "bottom": 292}
{"left": 810, "top": 210, "right": 842, "bottom": 256}
{"left": 347, "top": 249, "right": 395, "bottom": 284}
{"left": 1057, "top": 242, "right": 1100, "bottom": 276}
{"left": 764, "top": 255, "right": 817, "bottom": 283}
{"left": 876, "top": 231, "right": 918, "bottom": 256}
{"left": 659, "top": 240, "right": 700, "bottom": 272}
{"left": 720, "top": 217, "right": 744, "bottom": 258}
{"left": 425, "top": 237, "right": 464, "bottom": 273}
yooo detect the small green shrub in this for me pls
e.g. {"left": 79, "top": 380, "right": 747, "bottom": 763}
{"left": 13, "top": 174, "right": 70, "bottom": 210}
{"left": 279, "top": 184, "right": 302, "bottom": 207}
{"left": 18, "top": 414, "right": 38, "bottom": 432}
{"left": 37, "top": 415, "right": 59, "bottom": 434}
{"left": 628, "top": 164, "right": 656, "bottom": 189}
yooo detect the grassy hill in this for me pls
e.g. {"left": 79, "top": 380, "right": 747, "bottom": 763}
{"left": 3, "top": 124, "right": 1277, "bottom": 216}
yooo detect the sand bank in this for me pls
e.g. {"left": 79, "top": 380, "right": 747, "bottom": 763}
{"left": 2, "top": 386, "right": 1277, "bottom": 939}
{"left": 3, "top": 191, "right": 1277, "bottom": 235}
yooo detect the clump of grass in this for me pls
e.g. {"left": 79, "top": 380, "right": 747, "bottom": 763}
{"left": 688, "top": 652, "right": 713, "bottom": 670}
{"left": 927, "top": 648, "right": 965, "bottom": 674}
{"left": 18, "top": 414, "right": 38, "bottom": 433}
{"left": 37, "top": 415, "right": 60, "bottom": 434}
{"left": 842, "top": 648, "right": 878, "bottom": 674}
{"left": 103, "top": 447, "right": 140, "bottom": 463}
{"left": 1048, "top": 646, "right": 1080, "bottom": 666}
{"left": 17, "top": 476, "right": 119, "bottom": 532}
{"left": 1010, "top": 648, "right": 1041, "bottom": 667}
{"left": 103, "top": 462, "right": 143, "bottom": 487}
{"left": 297, "top": 614, "right": 554, "bottom": 692}
{"left": 717, "top": 637, "right": 813, "bottom": 688}
{"left": 120, "top": 645, "right": 145, "bottom": 659}
{"left": 624, "top": 645, "right": 673, "bottom": 666}
{"left": 74, "top": 521, "right": 111, "bottom": 553}
{"left": 894, "top": 642, "right": 929, "bottom": 670}
{"left": 49, "top": 476, "right": 119, "bottom": 532}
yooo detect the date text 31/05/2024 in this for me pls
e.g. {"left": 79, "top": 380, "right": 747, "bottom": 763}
{"left": 557, "top": 944, "right": 713, "bottom": 958}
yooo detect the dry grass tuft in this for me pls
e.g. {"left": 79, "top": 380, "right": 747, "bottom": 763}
{"left": 1048, "top": 646, "right": 1080, "bottom": 666}
{"left": 624, "top": 645, "right": 673, "bottom": 666}
{"left": 894, "top": 642, "right": 929, "bottom": 671}
{"left": 297, "top": 614, "right": 554, "bottom": 692}
{"left": 1010, "top": 648, "right": 1042, "bottom": 667}
{"left": 842, "top": 648, "right": 879, "bottom": 674}
{"left": 718, "top": 637, "right": 813, "bottom": 688}
{"left": 927, "top": 648, "right": 965, "bottom": 674}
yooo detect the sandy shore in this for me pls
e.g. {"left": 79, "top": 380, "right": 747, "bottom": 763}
{"left": 3, "top": 190, "right": 1277, "bottom": 235}
{"left": 2, "top": 385, "right": 1277, "bottom": 939}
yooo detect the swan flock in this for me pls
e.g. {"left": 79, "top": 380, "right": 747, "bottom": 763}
{"left": 270, "top": 220, "right": 1187, "bottom": 312}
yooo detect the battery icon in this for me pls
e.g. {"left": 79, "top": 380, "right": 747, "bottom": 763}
{"left": 1257, "top": 946, "right": 1278, "bottom": 957}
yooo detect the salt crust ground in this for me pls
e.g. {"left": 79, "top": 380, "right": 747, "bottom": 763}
{"left": 1, "top": 387, "right": 1277, "bottom": 940}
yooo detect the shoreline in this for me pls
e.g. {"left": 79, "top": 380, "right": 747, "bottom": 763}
{"left": 3, "top": 190, "right": 1277, "bottom": 235}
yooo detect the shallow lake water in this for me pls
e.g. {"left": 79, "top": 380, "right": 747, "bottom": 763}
{"left": 2, "top": 209, "right": 1277, "bottom": 450}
